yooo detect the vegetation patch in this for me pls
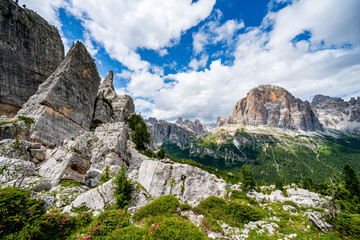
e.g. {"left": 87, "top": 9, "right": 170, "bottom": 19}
{"left": 132, "top": 195, "right": 180, "bottom": 221}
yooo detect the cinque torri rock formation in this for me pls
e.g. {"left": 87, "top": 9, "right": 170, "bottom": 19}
{"left": 17, "top": 42, "right": 100, "bottom": 146}
{"left": 0, "top": 2, "right": 358, "bottom": 239}
{"left": 0, "top": 0, "right": 64, "bottom": 117}
{"left": 224, "top": 85, "right": 323, "bottom": 131}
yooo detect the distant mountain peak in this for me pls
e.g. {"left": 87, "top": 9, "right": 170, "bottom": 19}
{"left": 225, "top": 85, "right": 323, "bottom": 131}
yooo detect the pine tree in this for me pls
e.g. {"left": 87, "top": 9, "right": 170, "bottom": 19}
{"left": 342, "top": 164, "right": 360, "bottom": 199}
{"left": 240, "top": 164, "right": 256, "bottom": 192}
{"left": 113, "top": 166, "right": 134, "bottom": 208}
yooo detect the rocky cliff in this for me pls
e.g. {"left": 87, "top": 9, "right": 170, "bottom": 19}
{"left": 312, "top": 94, "right": 360, "bottom": 131}
{"left": 17, "top": 42, "right": 100, "bottom": 146}
{"left": 226, "top": 85, "right": 323, "bottom": 131}
{"left": 147, "top": 120, "right": 194, "bottom": 148}
{"left": 0, "top": 0, "right": 64, "bottom": 117}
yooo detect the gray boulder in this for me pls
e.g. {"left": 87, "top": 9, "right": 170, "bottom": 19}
{"left": 0, "top": 156, "right": 35, "bottom": 185}
{"left": 130, "top": 159, "right": 227, "bottom": 207}
{"left": 307, "top": 211, "right": 333, "bottom": 233}
{"left": 17, "top": 42, "right": 100, "bottom": 146}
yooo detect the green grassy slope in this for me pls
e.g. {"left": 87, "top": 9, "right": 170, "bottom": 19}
{"left": 163, "top": 129, "right": 360, "bottom": 184}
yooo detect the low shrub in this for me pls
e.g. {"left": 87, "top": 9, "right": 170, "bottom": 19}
{"left": 17, "top": 116, "right": 35, "bottom": 124}
{"left": 107, "top": 225, "right": 149, "bottom": 239}
{"left": 59, "top": 179, "right": 83, "bottom": 188}
{"left": 195, "top": 196, "right": 262, "bottom": 231}
{"left": 0, "top": 187, "right": 79, "bottom": 239}
{"left": 230, "top": 190, "right": 257, "bottom": 205}
{"left": 133, "top": 195, "right": 179, "bottom": 221}
{"left": 144, "top": 216, "right": 208, "bottom": 240}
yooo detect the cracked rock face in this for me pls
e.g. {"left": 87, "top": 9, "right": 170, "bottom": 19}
{"left": 148, "top": 121, "right": 194, "bottom": 148}
{"left": 226, "top": 85, "right": 323, "bottom": 131}
{"left": 93, "top": 71, "right": 134, "bottom": 124}
{"left": 38, "top": 122, "right": 130, "bottom": 187}
{"left": 0, "top": 0, "right": 64, "bottom": 117}
{"left": 17, "top": 42, "right": 100, "bottom": 146}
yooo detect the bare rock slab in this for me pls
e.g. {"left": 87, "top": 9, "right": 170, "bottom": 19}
{"left": 17, "top": 42, "right": 100, "bottom": 146}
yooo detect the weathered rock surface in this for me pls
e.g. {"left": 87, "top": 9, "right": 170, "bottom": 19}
{"left": 39, "top": 122, "right": 130, "bottom": 187}
{"left": 306, "top": 211, "right": 333, "bottom": 233}
{"left": 148, "top": 121, "right": 194, "bottom": 148}
{"left": 0, "top": 0, "right": 64, "bottom": 117}
{"left": 17, "top": 42, "right": 100, "bottom": 146}
{"left": 130, "top": 159, "right": 227, "bottom": 207}
{"left": 93, "top": 71, "right": 134, "bottom": 124}
{"left": 226, "top": 85, "right": 323, "bottom": 131}
{"left": 0, "top": 116, "right": 31, "bottom": 141}
{"left": 39, "top": 133, "right": 93, "bottom": 186}
{"left": 312, "top": 94, "right": 360, "bottom": 131}
{"left": 69, "top": 179, "right": 115, "bottom": 211}
{"left": 249, "top": 188, "right": 328, "bottom": 208}
{"left": 0, "top": 156, "right": 35, "bottom": 185}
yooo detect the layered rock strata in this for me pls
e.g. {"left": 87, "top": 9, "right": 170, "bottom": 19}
{"left": 0, "top": 0, "right": 64, "bottom": 117}
{"left": 17, "top": 42, "right": 100, "bottom": 146}
{"left": 226, "top": 85, "right": 323, "bottom": 131}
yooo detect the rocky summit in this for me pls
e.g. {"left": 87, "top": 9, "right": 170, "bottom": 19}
{"left": 312, "top": 94, "right": 360, "bottom": 131}
{"left": 93, "top": 70, "right": 134, "bottom": 124}
{"left": 225, "top": 85, "right": 323, "bottom": 131}
{"left": 17, "top": 42, "right": 100, "bottom": 146}
{"left": 0, "top": 0, "right": 64, "bottom": 117}
{"left": 175, "top": 117, "right": 207, "bottom": 134}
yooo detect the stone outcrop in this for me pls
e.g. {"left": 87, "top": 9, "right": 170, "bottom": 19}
{"left": 38, "top": 122, "right": 129, "bottom": 187}
{"left": 226, "top": 85, "right": 323, "bottom": 131}
{"left": 69, "top": 180, "right": 115, "bottom": 212}
{"left": 148, "top": 121, "right": 194, "bottom": 148}
{"left": 249, "top": 187, "right": 328, "bottom": 208}
{"left": 0, "top": 0, "right": 64, "bottom": 117}
{"left": 217, "top": 117, "right": 227, "bottom": 127}
{"left": 0, "top": 156, "right": 35, "bottom": 185}
{"left": 93, "top": 71, "right": 134, "bottom": 124}
{"left": 306, "top": 211, "right": 333, "bottom": 233}
{"left": 17, "top": 42, "right": 100, "bottom": 146}
{"left": 312, "top": 94, "right": 360, "bottom": 131}
{"left": 0, "top": 117, "right": 31, "bottom": 141}
{"left": 130, "top": 159, "right": 227, "bottom": 207}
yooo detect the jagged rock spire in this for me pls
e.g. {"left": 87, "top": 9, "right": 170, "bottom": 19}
{"left": 17, "top": 41, "right": 101, "bottom": 146}
{"left": 93, "top": 70, "right": 134, "bottom": 124}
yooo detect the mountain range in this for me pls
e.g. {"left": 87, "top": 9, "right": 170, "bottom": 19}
{"left": 146, "top": 85, "right": 360, "bottom": 183}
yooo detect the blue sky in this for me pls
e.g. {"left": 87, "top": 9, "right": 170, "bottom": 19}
{"left": 20, "top": 0, "right": 360, "bottom": 123}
